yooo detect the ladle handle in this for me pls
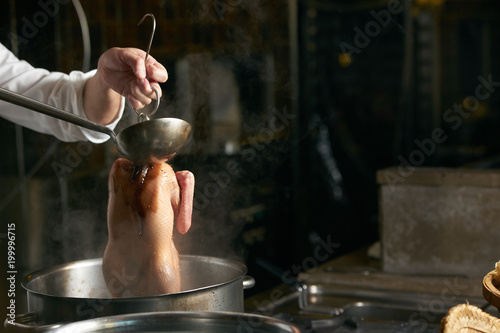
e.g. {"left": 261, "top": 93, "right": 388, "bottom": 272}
{"left": 0, "top": 87, "right": 116, "bottom": 139}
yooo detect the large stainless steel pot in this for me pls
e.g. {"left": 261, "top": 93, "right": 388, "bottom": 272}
{"left": 6, "top": 311, "right": 302, "bottom": 333}
{"left": 11, "top": 255, "right": 255, "bottom": 326}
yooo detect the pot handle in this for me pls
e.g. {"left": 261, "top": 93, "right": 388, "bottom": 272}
{"left": 243, "top": 275, "right": 256, "bottom": 289}
{"left": 4, "top": 312, "right": 64, "bottom": 333}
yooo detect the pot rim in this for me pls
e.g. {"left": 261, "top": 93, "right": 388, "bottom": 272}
{"left": 69, "top": 310, "right": 302, "bottom": 332}
{"left": 22, "top": 254, "right": 248, "bottom": 300}
{"left": 6, "top": 311, "right": 302, "bottom": 333}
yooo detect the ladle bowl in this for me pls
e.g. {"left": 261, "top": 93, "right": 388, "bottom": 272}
{"left": 0, "top": 87, "right": 191, "bottom": 164}
{"left": 116, "top": 118, "right": 191, "bottom": 164}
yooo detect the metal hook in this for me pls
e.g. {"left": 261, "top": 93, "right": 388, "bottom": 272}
{"left": 134, "top": 87, "right": 160, "bottom": 122}
{"left": 135, "top": 13, "right": 159, "bottom": 122}
{"left": 137, "top": 13, "right": 156, "bottom": 64}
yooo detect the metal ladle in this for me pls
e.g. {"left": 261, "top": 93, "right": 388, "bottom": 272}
{"left": 0, "top": 86, "right": 191, "bottom": 164}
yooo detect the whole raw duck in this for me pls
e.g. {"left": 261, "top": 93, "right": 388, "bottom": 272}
{"left": 102, "top": 158, "right": 194, "bottom": 297}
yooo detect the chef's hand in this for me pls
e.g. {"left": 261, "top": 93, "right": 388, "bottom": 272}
{"left": 83, "top": 47, "right": 168, "bottom": 125}
{"left": 98, "top": 47, "right": 168, "bottom": 109}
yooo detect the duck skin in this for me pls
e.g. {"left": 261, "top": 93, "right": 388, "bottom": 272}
{"left": 102, "top": 158, "right": 194, "bottom": 297}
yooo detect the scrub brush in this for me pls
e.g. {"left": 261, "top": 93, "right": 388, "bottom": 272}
{"left": 439, "top": 303, "right": 500, "bottom": 333}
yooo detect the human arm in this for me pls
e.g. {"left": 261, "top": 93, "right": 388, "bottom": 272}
{"left": 0, "top": 44, "right": 167, "bottom": 142}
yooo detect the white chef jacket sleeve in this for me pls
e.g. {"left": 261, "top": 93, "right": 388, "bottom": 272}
{"left": 0, "top": 43, "right": 125, "bottom": 143}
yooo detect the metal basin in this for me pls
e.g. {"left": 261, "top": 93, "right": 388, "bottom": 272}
{"left": 297, "top": 284, "right": 496, "bottom": 332}
{"left": 336, "top": 302, "right": 444, "bottom": 332}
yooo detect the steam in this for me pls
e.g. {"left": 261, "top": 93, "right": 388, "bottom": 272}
{"left": 44, "top": 167, "right": 110, "bottom": 268}
{"left": 169, "top": 51, "right": 291, "bottom": 262}
{"left": 160, "top": 0, "right": 290, "bottom": 262}
{"left": 51, "top": 209, "right": 108, "bottom": 263}
{"left": 18, "top": 1, "right": 289, "bottom": 275}
{"left": 169, "top": 53, "right": 244, "bottom": 260}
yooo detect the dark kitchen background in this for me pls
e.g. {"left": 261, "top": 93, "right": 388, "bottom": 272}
{"left": 0, "top": 0, "right": 499, "bottom": 323}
